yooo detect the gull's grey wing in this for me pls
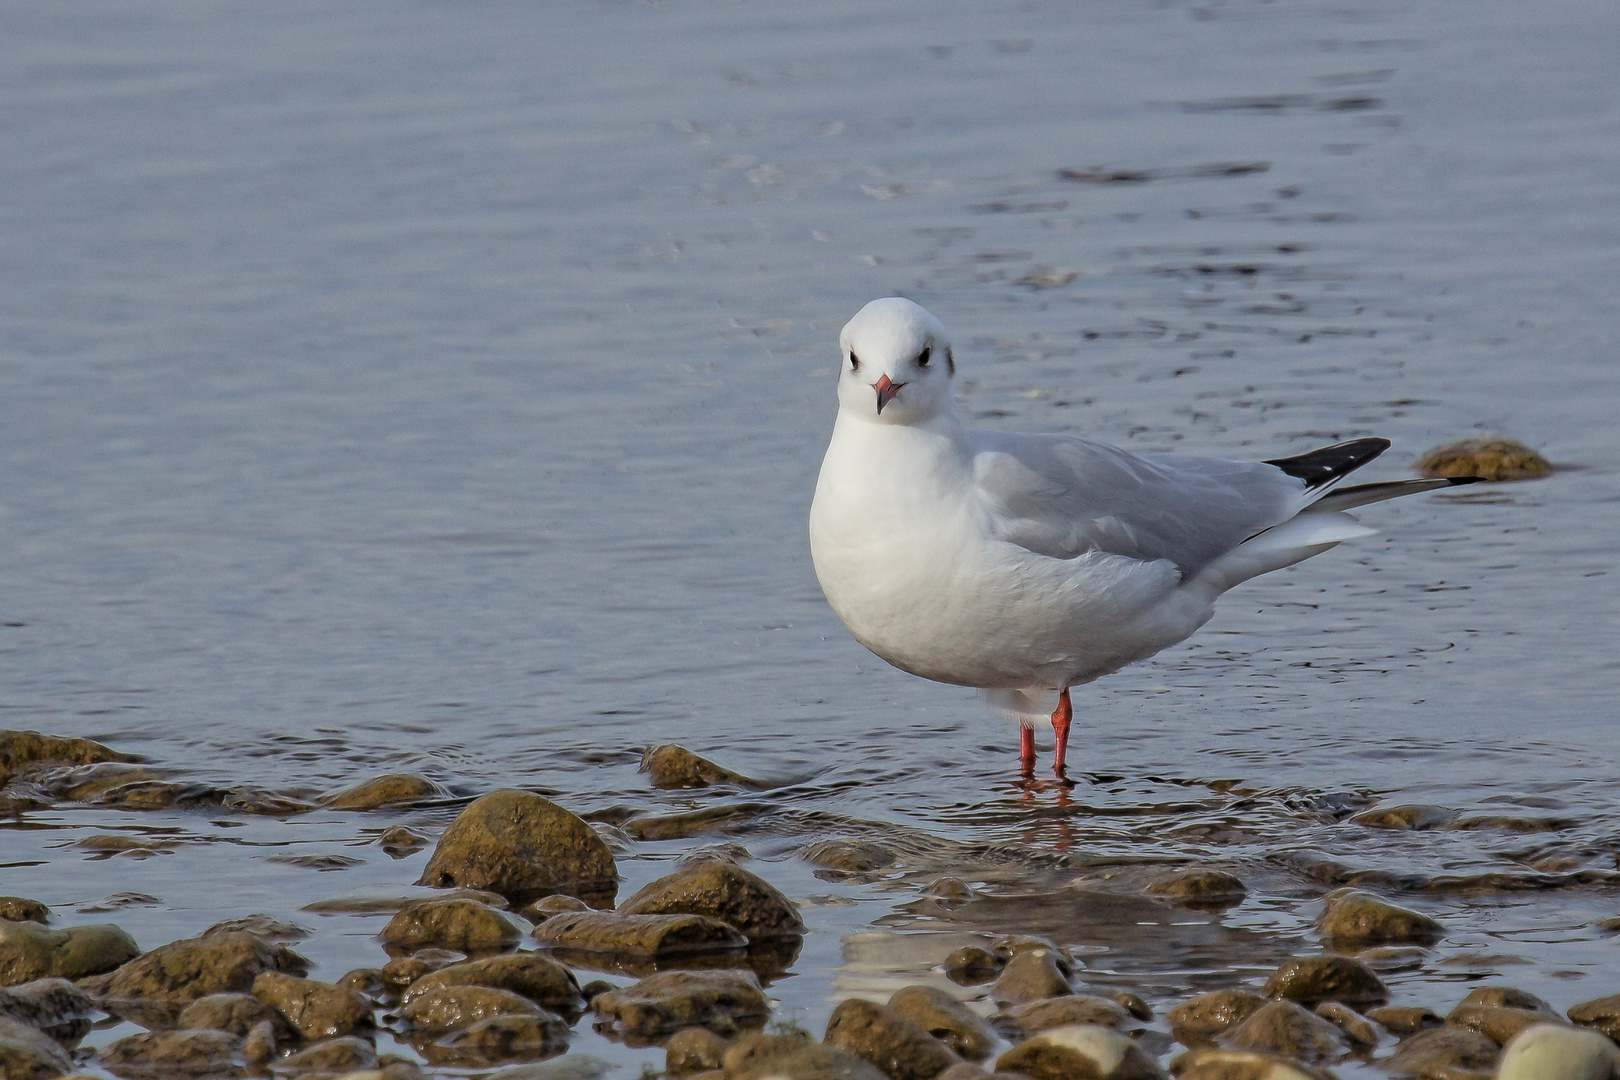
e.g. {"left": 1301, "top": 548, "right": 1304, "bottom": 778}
{"left": 969, "top": 430, "right": 1309, "bottom": 576}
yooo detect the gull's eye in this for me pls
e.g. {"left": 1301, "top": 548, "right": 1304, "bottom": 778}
{"left": 849, "top": 352, "right": 861, "bottom": 372}
{"left": 917, "top": 346, "right": 931, "bottom": 367}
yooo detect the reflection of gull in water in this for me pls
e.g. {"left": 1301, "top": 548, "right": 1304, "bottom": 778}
{"left": 809, "top": 298, "right": 1479, "bottom": 784}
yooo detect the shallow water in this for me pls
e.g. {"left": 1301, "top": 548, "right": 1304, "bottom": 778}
{"left": 3, "top": 0, "right": 1619, "bottom": 1075}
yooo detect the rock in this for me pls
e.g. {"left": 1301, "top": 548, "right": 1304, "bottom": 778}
{"left": 0, "top": 920, "right": 141, "bottom": 986}
{"left": 921, "top": 879, "right": 974, "bottom": 903}
{"left": 379, "top": 826, "right": 432, "bottom": 859}
{"left": 97, "top": 1028, "right": 244, "bottom": 1079}
{"left": 621, "top": 805, "right": 766, "bottom": 842}
{"left": 339, "top": 967, "right": 384, "bottom": 997}
{"left": 1312, "top": 1002, "right": 1377, "bottom": 1048}
{"left": 380, "top": 899, "right": 526, "bottom": 953}
{"left": 201, "top": 915, "right": 309, "bottom": 943}
{"left": 579, "top": 979, "right": 615, "bottom": 1003}
{"left": 991, "top": 936, "right": 1078, "bottom": 978}
{"left": 1499, "top": 1023, "right": 1620, "bottom": 1080}
{"left": 1454, "top": 985, "right": 1557, "bottom": 1016}
{"left": 521, "top": 895, "right": 591, "bottom": 924}
{"left": 1225, "top": 1001, "right": 1348, "bottom": 1063}
{"left": 401, "top": 953, "right": 584, "bottom": 1014}
{"left": 723, "top": 1031, "right": 889, "bottom": 1080}
{"left": 84, "top": 929, "right": 304, "bottom": 1004}
{"left": 823, "top": 997, "right": 960, "bottom": 1080}
{"left": 802, "top": 839, "right": 896, "bottom": 873}
{"left": 1568, "top": 992, "right": 1620, "bottom": 1041}
{"left": 1172, "top": 1047, "right": 1338, "bottom": 1079}
{"left": 888, "top": 985, "right": 996, "bottom": 1060}
{"left": 934, "top": 1065, "right": 988, "bottom": 1080}
{"left": 433, "top": 1012, "right": 569, "bottom": 1063}
{"left": 534, "top": 911, "right": 746, "bottom": 957}
{"left": 1416, "top": 437, "right": 1551, "bottom": 482}
{"left": 1367, "top": 1005, "right": 1442, "bottom": 1036}
{"left": 616, "top": 861, "right": 804, "bottom": 941}
{"left": 989, "top": 949, "right": 1073, "bottom": 1004}
{"left": 994, "top": 1024, "right": 1167, "bottom": 1080}
{"left": 1447, "top": 1003, "right": 1563, "bottom": 1046}
{"left": 1316, "top": 890, "right": 1442, "bottom": 947}
{"left": 176, "top": 991, "right": 296, "bottom": 1041}
{"left": 0, "top": 977, "right": 96, "bottom": 1031}
{"left": 1385, "top": 1026, "right": 1499, "bottom": 1075}
{"left": 0, "top": 1016, "right": 74, "bottom": 1080}
{"left": 592, "top": 969, "right": 768, "bottom": 1038}
{"left": 998, "top": 995, "right": 1131, "bottom": 1037}
{"left": 1261, "top": 955, "right": 1387, "bottom": 1008}
{"left": 303, "top": 886, "right": 509, "bottom": 915}
{"left": 1354, "top": 946, "right": 1429, "bottom": 974}
{"left": 640, "top": 745, "right": 760, "bottom": 789}
{"left": 487, "top": 1054, "right": 617, "bottom": 1080}
{"left": 0, "top": 729, "right": 136, "bottom": 787}
{"left": 277, "top": 1035, "right": 377, "bottom": 1072}
{"left": 252, "top": 972, "right": 373, "bottom": 1039}
{"left": 400, "top": 984, "right": 546, "bottom": 1034}
{"left": 0, "top": 900, "right": 49, "bottom": 925}
{"left": 682, "top": 843, "right": 753, "bottom": 866}
{"left": 323, "top": 772, "right": 448, "bottom": 810}
{"left": 1167, "top": 990, "right": 1267, "bottom": 1042}
{"left": 241, "top": 1019, "right": 276, "bottom": 1067}
{"left": 416, "top": 789, "right": 619, "bottom": 905}
{"left": 1348, "top": 803, "right": 1459, "bottom": 831}
{"left": 943, "top": 947, "right": 1002, "bottom": 986}
{"left": 1114, "top": 993, "right": 1152, "bottom": 1022}
{"left": 381, "top": 951, "right": 460, "bottom": 992}
{"left": 668, "top": 1027, "right": 731, "bottom": 1074}
{"left": 1143, "top": 870, "right": 1247, "bottom": 909}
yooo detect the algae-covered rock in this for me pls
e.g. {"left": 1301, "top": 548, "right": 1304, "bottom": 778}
{"left": 0, "top": 729, "right": 136, "bottom": 787}
{"left": 1499, "top": 1023, "right": 1619, "bottom": 1080}
{"left": 0, "top": 1016, "right": 75, "bottom": 1080}
{"left": 0, "top": 920, "right": 141, "bottom": 986}
{"left": 1225, "top": 1000, "right": 1348, "bottom": 1063}
{"left": 323, "top": 772, "right": 449, "bottom": 810}
{"left": 417, "top": 790, "right": 618, "bottom": 905}
{"left": 616, "top": 860, "right": 804, "bottom": 941}
{"left": 433, "top": 1012, "right": 570, "bottom": 1064}
{"left": 200, "top": 915, "right": 309, "bottom": 943}
{"left": 1416, "top": 436, "right": 1551, "bottom": 482}
{"left": 0, "top": 899, "right": 49, "bottom": 925}
{"left": 723, "top": 1031, "right": 888, "bottom": 1080}
{"left": 997, "top": 994, "right": 1131, "bottom": 1037}
{"left": 381, "top": 899, "right": 526, "bottom": 953}
{"left": 592, "top": 969, "right": 768, "bottom": 1038}
{"left": 534, "top": 911, "right": 746, "bottom": 957}
{"left": 1262, "top": 955, "right": 1386, "bottom": 1008}
{"left": 1143, "top": 870, "right": 1247, "bottom": 909}
{"left": 994, "top": 1024, "right": 1166, "bottom": 1080}
{"left": 1447, "top": 1002, "right": 1563, "bottom": 1046}
{"left": 1385, "top": 1025, "right": 1499, "bottom": 1074}
{"left": 1167, "top": 989, "right": 1267, "bottom": 1042}
{"left": 0, "top": 977, "right": 96, "bottom": 1032}
{"left": 1312, "top": 1002, "right": 1378, "bottom": 1048}
{"left": 401, "top": 953, "right": 584, "bottom": 1013}
{"left": 1454, "top": 985, "right": 1557, "bottom": 1016}
{"left": 802, "top": 839, "right": 896, "bottom": 873}
{"left": 667, "top": 1026, "right": 730, "bottom": 1074}
{"left": 823, "top": 997, "right": 959, "bottom": 1080}
{"left": 521, "top": 895, "right": 591, "bottom": 925}
{"left": 176, "top": 991, "right": 296, "bottom": 1041}
{"left": 277, "top": 1034, "right": 376, "bottom": 1072}
{"left": 1568, "top": 991, "right": 1620, "bottom": 1041}
{"left": 639, "top": 745, "right": 761, "bottom": 790}
{"left": 1366, "top": 1005, "right": 1442, "bottom": 1036}
{"left": 888, "top": 985, "right": 996, "bottom": 1060}
{"left": 251, "top": 971, "right": 373, "bottom": 1039}
{"left": 97, "top": 1028, "right": 244, "bottom": 1079}
{"left": 400, "top": 984, "right": 546, "bottom": 1034}
{"left": 86, "top": 930, "right": 302, "bottom": 1004}
{"left": 1172, "top": 1047, "right": 1338, "bottom": 1079}
{"left": 1316, "top": 890, "right": 1442, "bottom": 947}
{"left": 942, "top": 946, "right": 1002, "bottom": 986}
{"left": 989, "top": 949, "right": 1073, "bottom": 1004}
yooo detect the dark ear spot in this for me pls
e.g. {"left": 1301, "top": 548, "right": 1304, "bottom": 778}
{"left": 946, "top": 346, "right": 955, "bottom": 375}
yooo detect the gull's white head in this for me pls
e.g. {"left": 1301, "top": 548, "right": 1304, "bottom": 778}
{"left": 837, "top": 297, "right": 956, "bottom": 425}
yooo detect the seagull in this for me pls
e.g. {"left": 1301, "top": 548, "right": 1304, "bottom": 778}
{"left": 808, "top": 297, "right": 1478, "bottom": 784}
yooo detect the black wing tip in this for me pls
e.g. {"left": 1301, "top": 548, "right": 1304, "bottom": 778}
{"left": 1264, "top": 437, "right": 1391, "bottom": 489}
{"left": 1446, "top": 476, "right": 1485, "bottom": 486}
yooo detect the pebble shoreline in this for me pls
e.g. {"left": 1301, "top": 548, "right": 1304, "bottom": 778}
{"left": 2, "top": 732, "right": 1618, "bottom": 1080}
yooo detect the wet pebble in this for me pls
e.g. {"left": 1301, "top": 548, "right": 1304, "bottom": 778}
{"left": 1447, "top": 1001, "right": 1564, "bottom": 1046}
{"left": 989, "top": 949, "right": 1073, "bottom": 1004}
{"left": 942, "top": 946, "right": 1002, "bottom": 986}
{"left": 1385, "top": 1025, "right": 1500, "bottom": 1075}
{"left": 400, "top": 984, "right": 548, "bottom": 1034}
{"left": 241, "top": 1018, "right": 277, "bottom": 1066}
{"left": 617, "top": 859, "right": 804, "bottom": 941}
{"left": 378, "top": 826, "right": 431, "bottom": 859}
{"left": 1113, "top": 993, "right": 1152, "bottom": 1022}
{"left": 824, "top": 997, "right": 960, "bottom": 1080}
{"left": 252, "top": 971, "right": 374, "bottom": 1039}
{"left": 1312, "top": 1001, "right": 1378, "bottom": 1047}
{"left": 667, "top": 1026, "right": 731, "bottom": 1074}
{"left": 1143, "top": 870, "right": 1247, "bottom": 908}
{"left": 82, "top": 928, "right": 305, "bottom": 1008}
{"left": 995, "top": 1024, "right": 1166, "bottom": 1080}
{"left": 432, "top": 1011, "right": 569, "bottom": 1064}
{"left": 640, "top": 745, "right": 762, "bottom": 789}
{"left": 1499, "top": 1022, "right": 1619, "bottom": 1080}
{"left": 520, "top": 895, "right": 590, "bottom": 924}
{"left": 0, "top": 1015, "right": 75, "bottom": 1080}
{"left": 534, "top": 911, "right": 746, "bottom": 958}
{"left": 887, "top": 985, "right": 996, "bottom": 1060}
{"left": 277, "top": 1034, "right": 377, "bottom": 1072}
{"left": 322, "top": 772, "right": 448, "bottom": 810}
{"left": 380, "top": 950, "right": 460, "bottom": 993}
{"left": 1224, "top": 1000, "right": 1348, "bottom": 1063}
{"left": 176, "top": 991, "right": 296, "bottom": 1041}
{"left": 1167, "top": 989, "right": 1267, "bottom": 1043}
{"left": 802, "top": 839, "right": 897, "bottom": 873}
{"left": 400, "top": 952, "right": 584, "bottom": 1014}
{"left": 380, "top": 899, "right": 526, "bottom": 953}
{"left": 1567, "top": 991, "right": 1620, "bottom": 1041}
{"left": 1454, "top": 985, "right": 1557, "bottom": 1016}
{"left": 723, "top": 1030, "right": 888, "bottom": 1080}
{"left": 1366, "top": 1004, "right": 1443, "bottom": 1036}
{"left": 0, "top": 920, "right": 141, "bottom": 986}
{"left": 591, "top": 969, "right": 768, "bottom": 1038}
{"left": 1261, "top": 954, "right": 1387, "bottom": 1008}
{"left": 416, "top": 789, "right": 619, "bottom": 906}
{"left": 0, "top": 899, "right": 48, "bottom": 925}
{"left": 1416, "top": 436, "right": 1551, "bottom": 481}
{"left": 97, "top": 1028, "right": 244, "bottom": 1079}
{"left": 997, "top": 994, "right": 1131, "bottom": 1037}
{"left": 1316, "top": 889, "right": 1442, "bottom": 947}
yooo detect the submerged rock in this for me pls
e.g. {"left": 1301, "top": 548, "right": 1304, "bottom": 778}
{"left": 0, "top": 920, "right": 141, "bottom": 986}
{"left": 400, "top": 984, "right": 547, "bottom": 1034}
{"left": 97, "top": 1028, "right": 244, "bottom": 1079}
{"left": 1499, "top": 1023, "right": 1619, "bottom": 1080}
{"left": 1312, "top": 1002, "right": 1378, "bottom": 1048}
{"left": 1347, "top": 803, "right": 1457, "bottom": 830}
{"left": 379, "top": 826, "right": 432, "bottom": 859}
{"left": 176, "top": 992, "right": 296, "bottom": 1041}
{"left": 381, "top": 899, "right": 526, "bottom": 953}
{"left": 1385, "top": 1025, "right": 1499, "bottom": 1075}
{"left": 1143, "top": 870, "right": 1247, "bottom": 909}
{"left": 0, "top": 900, "right": 49, "bottom": 925}
{"left": 381, "top": 950, "right": 460, "bottom": 993}
{"left": 640, "top": 745, "right": 761, "bottom": 789}
{"left": 823, "top": 997, "right": 960, "bottom": 1080}
{"left": 534, "top": 911, "right": 746, "bottom": 957}
{"left": 521, "top": 895, "right": 591, "bottom": 925}
{"left": 621, "top": 804, "right": 766, "bottom": 842}
{"left": 995, "top": 1024, "right": 1166, "bottom": 1080}
{"left": 1568, "top": 992, "right": 1620, "bottom": 1040}
{"left": 997, "top": 995, "right": 1131, "bottom": 1037}
{"left": 1167, "top": 989, "right": 1267, "bottom": 1042}
{"left": 0, "top": 1015, "right": 75, "bottom": 1080}
{"left": 802, "top": 839, "right": 896, "bottom": 874}
{"left": 616, "top": 860, "right": 804, "bottom": 941}
{"left": 276, "top": 1034, "right": 376, "bottom": 1072}
{"left": 1447, "top": 1002, "right": 1564, "bottom": 1046}
{"left": 667, "top": 1026, "right": 730, "bottom": 1074}
{"left": 1225, "top": 1000, "right": 1349, "bottom": 1063}
{"left": 1366, "top": 1005, "right": 1442, "bottom": 1036}
{"left": 201, "top": 915, "right": 309, "bottom": 943}
{"left": 251, "top": 971, "right": 373, "bottom": 1039}
{"left": 942, "top": 947, "right": 1002, "bottom": 986}
{"left": 989, "top": 949, "right": 1073, "bottom": 1004}
{"left": 0, "top": 729, "right": 136, "bottom": 787}
{"left": 1316, "top": 890, "right": 1442, "bottom": 947}
{"left": 723, "top": 1031, "right": 888, "bottom": 1080}
{"left": 1172, "top": 1047, "right": 1338, "bottom": 1080}
{"left": 83, "top": 929, "right": 304, "bottom": 1005}
{"left": 1262, "top": 955, "right": 1387, "bottom": 1008}
{"left": 432, "top": 1011, "right": 570, "bottom": 1064}
{"left": 591, "top": 969, "right": 768, "bottom": 1038}
{"left": 417, "top": 789, "right": 619, "bottom": 906}
{"left": 400, "top": 953, "right": 584, "bottom": 1014}
{"left": 887, "top": 985, "right": 996, "bottom": 1060}
{"left": 1416, "top": 436, "right": 1551, "bottom": 482}
{"left": 323, "top": 772, "right": 448, "bottom": 810}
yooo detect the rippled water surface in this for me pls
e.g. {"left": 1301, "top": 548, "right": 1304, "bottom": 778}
{"left": 3, "top": 0, "right": 1619, "bottom": 1075}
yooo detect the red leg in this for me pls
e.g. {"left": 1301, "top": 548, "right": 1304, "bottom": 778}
{"left": 1019, "top": 723, "right": 1035, "bottom": 778}
{"left": 1050, "top": 688, "right": 1073, "bottom": 781}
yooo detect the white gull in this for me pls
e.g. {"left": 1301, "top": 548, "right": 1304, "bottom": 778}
{"left": 808, "top": 297, "right": 1477, "bottom": 782}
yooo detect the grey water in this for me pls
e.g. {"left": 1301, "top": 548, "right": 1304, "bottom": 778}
{"left": 3, "top": 0, "right": 1619, "bottom": 1074}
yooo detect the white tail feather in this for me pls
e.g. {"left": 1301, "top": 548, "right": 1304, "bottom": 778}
{"left": 1193, "top": 511, "right": 1376, "bottom": 596}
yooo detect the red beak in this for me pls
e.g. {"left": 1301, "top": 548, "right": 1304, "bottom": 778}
{"left": 873, "top": 374, "right": 904, "bottom": 414}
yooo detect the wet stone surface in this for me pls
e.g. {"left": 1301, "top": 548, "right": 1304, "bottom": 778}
{"left": 416, "top": 790, "right": 619, "bottom": 906}
{"left": 590, "top": 969, "right": 769, "bottom": 1040}
{"left": 822, "top": 997, "right": 959, "bottom": 1080}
